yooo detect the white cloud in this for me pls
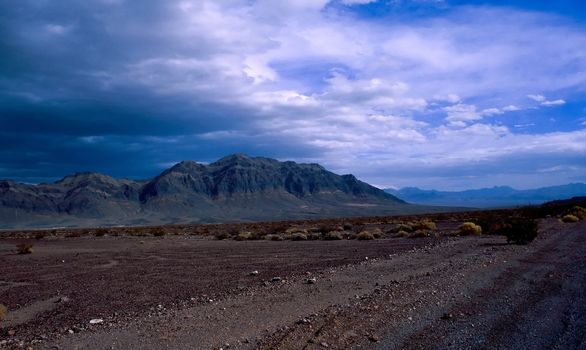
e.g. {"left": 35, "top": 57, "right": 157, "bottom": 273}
{"left": 541, "top": 99, "right": 566, "bottom": 107}
{"left": 527, "top": 94, "right": 546, "bottom": 102}
{"left": 340, "top": 0, "right": 378, "bottom": 4}
{"left": 443, "top": 104, "right": 481, "bottom": 122}
{"left": 528, "top": 94, "right": 566, "bottom": 107}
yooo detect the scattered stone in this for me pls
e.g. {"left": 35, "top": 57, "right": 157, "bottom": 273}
{"left": 320, "top": 341, "right": 330, "bottom": 347}
{"left": 89, "top": 319, "right": 104, "bottom": 324}
{"left": 296, "top": 318, "right": 311, "bottom": 325}
{"left": 67, "top": 329, "right": 74, "bottom": 335}
{"left": 56, "top": 296, "right": 70, "bottom": 303}
{"left": 249, "top": 270, "right": 259, "bottom": 276}
{"left": 368, "top": 334, "right": 380, "bottom": 342}
{"left": 271, "top": 277, "right": 282, "bottom": 283}
{"left": 306, "top": 278, "right": 317, "bottom": 284}
{"left": 441, "top": 313, "right": 453, "bottom": 320}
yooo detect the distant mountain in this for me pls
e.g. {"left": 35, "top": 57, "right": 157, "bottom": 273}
{"left": 0, "top": 154, "right": 440, "bottom": 229}
{"left": 385, "top": 183, "right": 586, "bottom": 208}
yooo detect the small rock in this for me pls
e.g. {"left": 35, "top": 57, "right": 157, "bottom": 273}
{"left": 306, "top": 278, "right": 317, "bottom": 284}
{"left": 67, "top": 329, "right": 74, "bottom": 335}
{"left": 296, "top": 318, "right": 311, "bottom": 325}
{"left": 7, "top": 329, "right": 16, "bottom": 336}
{"left": 368, "top": 334, "right": 380, "bottom": 342}
{"left": 89, "top": 319, "right": 103, "bottom": 324}
{"left": 249, "top": 270, "right": 259, "bottom": 276}
{"left": 271, "top": 277, "right": 282, "bottom": 283}
{"left": 320, "top": 341, "right": 329, "bottom": 347}
{"left": 441, "top": 313, "right": 453, "bottom": 320}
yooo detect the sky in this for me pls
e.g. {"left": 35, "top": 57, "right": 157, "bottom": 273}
{"left": 1, "top": 0, "right": 586, "bottom": 190}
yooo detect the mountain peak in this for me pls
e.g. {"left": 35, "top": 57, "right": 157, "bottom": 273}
{"left": 0, "top": 154, "right": 409, "bottom": 228}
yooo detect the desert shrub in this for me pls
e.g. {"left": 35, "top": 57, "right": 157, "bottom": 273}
{"left": 94, "top": 228, "right": 108, "bottom": 237}
{"left": 324, "top": 231, "right": 343, "bottom": 240}
{"left": 215, "top": 232, "right": 230, "bottom": 240}
{"left": 414, "top": 220, "right": 437, "bottom": 231}
{"left": 235, "top": 232, "right": 252, "bottom": 241}
{"left": 290, "top": 232, "right": 308, "bottom": 241}
{"left": 396, "top": 230, "right": 410, "bottom": 238}
{"left": 308, "top": 233, "right": 321, "bottom": 240}
{"left": 369, "top": 228, "right": 383, "bottom": 238}
{"left": 394, "top": 223, "right": 414, "bottom": 233}
{"left": 409, "top": 230, "right": 431, "bottom": 238}
{"left": 268, "top": 223, "right": 289, "bottom": 235}
{"left": 318, "top": 224, "right": 343, "bottom": 234}
{"left": 561, "top": 215, "right": 580, "bottom": 223}
{"left": 152, "top": 228, "right": 166, "bottom": 237}
{"left": 286, "top": 227, "right": 307, "bottom": 235}
{"left": 563, "top": 206, "right": 586, "bottom": 220}
{"left": 16, "top": 243, "right": 34, "bottom": 254}
{"left": 0, "top": 304, "right": 6, "bottom": 321}
{"left": 34, "top": 232, "right": 46, "bottom": 240}
{"left": 356, "top": 231, "right": 375, "bottom": 240}
{"left": 504, "top": 218, "right": 539, "bottom": 245}
{"left": 266, "top": 234, "right": 284, "bottom": 241}
{"left": 458, "top": 222, "right": 482, "bottom": 236}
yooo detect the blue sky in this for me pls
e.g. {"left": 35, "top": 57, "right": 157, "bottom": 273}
{"left": 1, "top": 0, "right": 585, "bottom": 190}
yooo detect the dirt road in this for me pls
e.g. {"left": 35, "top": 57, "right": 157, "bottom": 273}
{"left": 1, "top": 219, "right": 584, "bottom": 349}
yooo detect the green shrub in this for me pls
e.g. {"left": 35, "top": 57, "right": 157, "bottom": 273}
{"left": 505, "top": 218, "right": 539, "bottom": 245}
{"left": 215, "top": 232, "right": 230, "bottom": 240}
{"left": 561, "top": 215, "right": 580, "bottom": 223}
{"left": 458, "top": 222, "right": 482, "bottom": 236}
{"left": 94, "top": 228, "right": 108, "bottom": 237}
{"left": 0, "top": 304, "right": 6, "bottom": 321}
{"left": 16, "top": 243, "right": 34, "bottom": 254}
{"left": 152, "top": 228, "right": 166, "bottom": 237}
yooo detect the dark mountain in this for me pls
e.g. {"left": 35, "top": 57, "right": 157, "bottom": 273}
{"left": 385, "top": 183, "right": 586, "bottom": 208}
{"left": 0, "top": 154, "right": 436, "bottom": 229}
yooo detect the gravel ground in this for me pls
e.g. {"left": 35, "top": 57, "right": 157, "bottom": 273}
{"left": 0, "top": 218, "right": 584, "bottom": 349}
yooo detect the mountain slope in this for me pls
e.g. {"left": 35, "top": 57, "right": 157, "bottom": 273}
{"left": 385, "top": 183, "right": 586, "bottom": 208}
{"left": 0, "top": 154, "right": 425, "bottom": 229}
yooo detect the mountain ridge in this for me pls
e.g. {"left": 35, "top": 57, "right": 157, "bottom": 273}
{"left": 385, "top": 183, "right": 586, "bottom": 208}
{"left": 0, "top": 154, "right": 424, "bottom": 229}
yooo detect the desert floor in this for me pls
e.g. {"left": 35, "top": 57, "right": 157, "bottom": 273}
{"left": 1, "top": 218, "right": 585, "bottom": 349}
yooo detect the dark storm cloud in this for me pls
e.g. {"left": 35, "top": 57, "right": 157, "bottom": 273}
{"left": 0, "top": 0, "right": 272, "bottom": 182}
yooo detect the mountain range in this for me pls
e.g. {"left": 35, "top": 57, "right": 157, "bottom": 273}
{"left": 1, "top": 154, "right": 436, "bottom": 229}
{"left": 385, "top": 183, "right": 586, "bottom": 208}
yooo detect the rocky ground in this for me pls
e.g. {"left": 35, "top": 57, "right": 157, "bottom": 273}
{"left": 0, "top": 218, "right": 584, "bottom": 349}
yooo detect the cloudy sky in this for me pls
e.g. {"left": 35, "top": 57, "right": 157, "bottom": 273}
{"left": 1, "top": 0, "right": 586, "bottom": 190}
